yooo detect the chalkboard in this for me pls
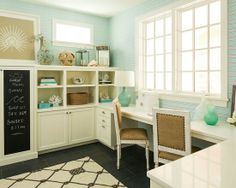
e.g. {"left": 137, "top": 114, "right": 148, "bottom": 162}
{"left": 4, "top": 70, "right": 30, "bottom": 155}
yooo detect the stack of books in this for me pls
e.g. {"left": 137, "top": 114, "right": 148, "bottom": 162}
{"left": 40, "top": 77, "right": 57, "bottom": 86}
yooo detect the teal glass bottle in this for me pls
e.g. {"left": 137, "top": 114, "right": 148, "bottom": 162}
{"left": 204, "top": 105, "right": 218, "bottom": 126}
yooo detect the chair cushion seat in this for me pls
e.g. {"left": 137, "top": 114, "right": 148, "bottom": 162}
{"left": 159, "top": 146, "right": 201, "bottom": 161}
{"left": 120, "top": 128, "right": 148, "bottom": 140}
{"left": 159, "top": 151, "right": 182, "bottom": 161}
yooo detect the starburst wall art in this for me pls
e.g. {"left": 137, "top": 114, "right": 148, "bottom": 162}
{"left": 0, "top": 10, "right": 39, "bottom": 62}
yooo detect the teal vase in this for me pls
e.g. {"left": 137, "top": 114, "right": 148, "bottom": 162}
{"left": 204, "top": 105, "right": 218, "bottom": 126}
{"left": 118, "top": 87, "right": 131, "bottom": 107}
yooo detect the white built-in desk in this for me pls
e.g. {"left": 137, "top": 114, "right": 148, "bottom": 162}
{"left": 120, "top": 106, "right": 234, "bottom": 143}
{"left": 147, "top": 136, "right": 236, "bottom": 188}
{"left": 99, "top": 104, "right": 236, "bottom": 187}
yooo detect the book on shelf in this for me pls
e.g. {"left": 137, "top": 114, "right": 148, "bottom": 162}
{"left": 39, "top": 77, "right": 58, "bottom": 86}
{"left": 39, "top": 82, "right": 58, "bottom": 86}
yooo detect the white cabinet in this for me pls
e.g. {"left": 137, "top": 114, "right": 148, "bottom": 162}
{"left": 96, "top": 106, "right": 116, "bottom": 149}
{"left": 69, "top": 108, "right": 95, "bottom": 144}
{"left": 38, "top": 108, "right": 95, "bottom": 151}
{"left": 38, "top": 111, "right": 68, "bottom": 151}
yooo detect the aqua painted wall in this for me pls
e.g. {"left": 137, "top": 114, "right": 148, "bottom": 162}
{"left": 109, "top": 0, "right": 236, "bottom": 120}
{"left": 0, "top": 0, "right": 235, "bottom": 120}
{"left": 0, "top": 0, "right": 110, "bottom": 64}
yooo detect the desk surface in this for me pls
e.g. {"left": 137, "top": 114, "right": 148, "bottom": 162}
{"left": 99, "top": 104, "right": 234, "bottom": 143}
{"left": 147, "top": 137, "right": 236, "bottom": 188}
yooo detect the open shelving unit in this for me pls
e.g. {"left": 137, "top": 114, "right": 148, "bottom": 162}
{"left": 36, "top": 66, "right": 118, "bottom": 111}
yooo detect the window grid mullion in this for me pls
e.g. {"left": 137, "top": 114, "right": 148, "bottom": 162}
{"left": 163, "top": 17, "right": 166, "bottom": 90}
{"left": 193, "top": 8, "right": 196, "bottom": 93}
{"left": 154, "top": 20, "right": 156, "bottom": 90}
{"left": 207, "top": 3, "right": 210, "bottom": 95}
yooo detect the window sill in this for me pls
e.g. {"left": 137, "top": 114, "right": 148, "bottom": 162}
{"left": 53, "top": 41, "right": 94, "bottom": 49}
{"left": 141, "top": 90, "right": 228, "bottom": 107}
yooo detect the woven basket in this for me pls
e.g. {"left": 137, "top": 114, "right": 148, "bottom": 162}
{"left": 67, "top": 92, "right": 89, "bottom": 105}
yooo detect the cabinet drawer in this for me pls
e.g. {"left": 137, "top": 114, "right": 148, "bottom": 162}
{"left": 97, "top": 108, "right": 111, "bottom": 118}
{"left": 97, "top": 116, "right": 111, "bottom": 126}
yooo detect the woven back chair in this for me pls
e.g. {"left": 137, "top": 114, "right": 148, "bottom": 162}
{"left": 152, "top": 107, "right": 191, "bottom": 167}
{"left": 112, "top": 100, "right": 149, "bottom": 170}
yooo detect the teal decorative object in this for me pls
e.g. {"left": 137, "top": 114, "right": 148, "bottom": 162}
{"left": 204, "top": 105, "right": 218, "bottom": 126}
{"left": 118, "top": 87, "right": 131, "bottom": 107}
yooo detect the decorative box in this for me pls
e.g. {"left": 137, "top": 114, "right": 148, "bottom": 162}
{"left": 67, "top": 92, "right": 89, "bottom": 105}
{"left": 38, "top": 102, "right": 51, "bottom": 109}
{"left": 99, "top": 98, "right": 113, "bottom": 103}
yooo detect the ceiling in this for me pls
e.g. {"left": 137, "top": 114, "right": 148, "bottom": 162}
{"left": 20, "top": 0, "right": 148, "bottom": 17}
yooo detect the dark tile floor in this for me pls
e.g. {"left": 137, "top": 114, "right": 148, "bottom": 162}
{"left": 0, "top": 142, "right": 155, "bottom": 188}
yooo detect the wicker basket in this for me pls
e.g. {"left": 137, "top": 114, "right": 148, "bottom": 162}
{"left": 67, "top": 92, "right": 89, "bottom": 105}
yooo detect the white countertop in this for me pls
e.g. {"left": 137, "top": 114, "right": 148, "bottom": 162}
{"left": 147, "top": 128, "right": 236, "bottom": 188}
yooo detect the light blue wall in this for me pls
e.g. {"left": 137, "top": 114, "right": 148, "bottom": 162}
{"left": 1, "top": 0, "right": 235, "bottom": 120}
{"left": 109, "top": 0, "right": 236, "bottom": 120}
{"left": 0, "top": 0, "right": 110, "bottom": 64}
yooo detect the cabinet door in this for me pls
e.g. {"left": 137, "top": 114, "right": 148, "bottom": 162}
{"left": 38, "top": 111, "right": 68, "bottom": 151}
{"left": 69, "top": 108, "right": 95, "bottom": 144}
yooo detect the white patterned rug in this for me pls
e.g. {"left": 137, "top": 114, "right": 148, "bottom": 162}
{"left": 0, "top": 156, "right": 126, "bottom": 188}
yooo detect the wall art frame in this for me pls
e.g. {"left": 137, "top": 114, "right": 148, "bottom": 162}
{"left": 0, "top": 10, "right": 40, "bottom": 65}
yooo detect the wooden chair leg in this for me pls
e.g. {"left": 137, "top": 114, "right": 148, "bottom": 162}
{"left": 117, "top": 144, "right": 120, "bottom": 169}
{"left": 145, "top": 144, "right": 149, "bottom": 170}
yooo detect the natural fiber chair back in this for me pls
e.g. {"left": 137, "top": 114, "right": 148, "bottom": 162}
{"left": 156, "top": 113, "right": 185, "bottom": 151}
{"left": 115, "top": 102, "right": 122, "bottom": 129}
{"left": 152, "top": 108, "right": 191, "bottom": 167}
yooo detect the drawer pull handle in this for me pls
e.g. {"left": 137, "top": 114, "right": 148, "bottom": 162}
{"left": 102, "top": 125, "right": 105, "bottom": 128}
{"left": 102, "top": 111, "right": 105, "bottom": 114}
{"left": 102, "top": 120, "right": 105, "bottom": 123}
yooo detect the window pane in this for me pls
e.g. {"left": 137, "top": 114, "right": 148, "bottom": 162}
{"left": 195, "top": 50, "right": 208, "bottom": 71}
{"left": 155, "top": 37, "right": 164, "bottom": 54}
{"left": 210, "top": 25, "right": 221, "bottom": 47}
{"left": 156, "top": 55, "right": 164, "bottom": 72}
{"left": 146, "top": 22, "right": 154, "bottom": 39}
{"left": 182, "top": 31, "right": 193, "bottom": 50}
{"left": 146, "top": 56, "right": 154, "bottom": 72}
{"left": 182, "top": 51, "right": 193, "bottom": 71}
{"left": 146, "top": 39, "right": 154, "bottom": 55}
{"left": 195, "top": 5, "right": 208, "bottom": 28}
{"left": 195, "top": 72, "right": 208, "bottom": 92}
{"left": 195, "top": 27, "right": 208, "bottom": 49}
{"left": 182, "top": 72, "right": 193, "bottom": 92}
{"left": 166, "top": 72, "right": 172, "bottom": 90}
{"left": 165, "top": 36, "right": 172, "bottom": 53}
{"left": 56, "top": 23, "right": 92, "bottom": 44}
{"left": 146, "top": 73, "right": 154, "bottom": 89}
{"left": 181, "top": 10, "right": 193, "bottom": 31}
{"left": 210, "top": 72, "right": 221, "bottom": 94}
{"left": 210, "top": 48, "right": 221, "bottom": 70}
{"left": 156, "top": 73, "right": 164, "bottom": 90}
{"left": 166, "top": 54, "right": 172, "bottom": 71}
{"left": 155, "top": 19, "right": 164, "bottom": 37}
{"left": 210, "top": 1, "right": 221, "bottom": 24}
{"left": 165, "top": 17, "right": 172, "bottom": 34}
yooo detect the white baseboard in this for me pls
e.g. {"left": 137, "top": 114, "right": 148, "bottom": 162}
{"left": 0, "top": 151, "right": 38, "bottom": 166}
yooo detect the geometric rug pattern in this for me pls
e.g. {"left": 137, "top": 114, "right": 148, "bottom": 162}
{"left": 0, "top": 156, "right": 127, "bottom": 188}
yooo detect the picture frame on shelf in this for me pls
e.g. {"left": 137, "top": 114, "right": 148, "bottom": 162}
{"left": 0, "top": 10, "right": 40, "bottom": 64}
{"left": 96, "top": 46, "right": 109, "bottom": 67}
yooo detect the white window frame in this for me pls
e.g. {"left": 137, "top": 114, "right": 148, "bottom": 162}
{"left": 135, "top": 0, "right": 228, "bottom": 107}
{"left": 52, "top": 19, "right": 94, "bottom": 48}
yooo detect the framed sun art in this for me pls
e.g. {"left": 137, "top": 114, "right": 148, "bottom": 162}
{"left": 0, "top": 10, "right": 39, "bottom": 64}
